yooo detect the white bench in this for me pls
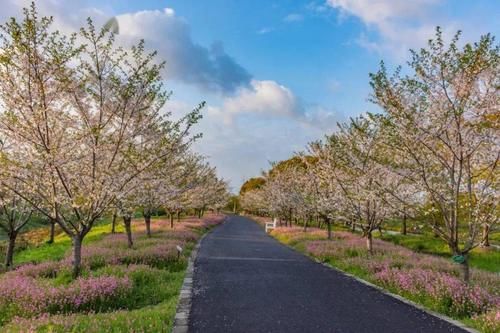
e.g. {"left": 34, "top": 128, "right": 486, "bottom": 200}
{"left": 265, "top": 218, "right": 277, "bottom": 233}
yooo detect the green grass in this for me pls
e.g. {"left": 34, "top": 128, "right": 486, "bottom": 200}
{"left": 13, "top": 219, "right": 123, "bottom": 264}
{"left": 380, "top": 233, "right": 500, "bottom": 273}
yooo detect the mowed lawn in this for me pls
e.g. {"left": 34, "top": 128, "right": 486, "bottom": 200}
{"left": 0, "top": 214, "right": 224, "bottom": 332}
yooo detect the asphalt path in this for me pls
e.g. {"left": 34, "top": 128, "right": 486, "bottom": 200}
{"left": 189, "top": 214, "right": 468, "bottom": 333}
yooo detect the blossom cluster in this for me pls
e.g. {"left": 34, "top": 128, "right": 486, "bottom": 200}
{"left": 375, "top": 267, "right": 499, "bottom": 317}
{"left": 0, "top": 274, "right": 131, "bottom": 318}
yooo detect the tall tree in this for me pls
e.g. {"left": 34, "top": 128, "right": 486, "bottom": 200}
{"left": 0, "top": 5, "right": 202, "bottom": 277}
{"left": 370, "top": 28, "right": 499, "bottom": 281}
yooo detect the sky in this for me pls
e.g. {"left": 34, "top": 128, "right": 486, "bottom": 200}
{"left": 1, "top": 0, "right": 499, "bottom": 191}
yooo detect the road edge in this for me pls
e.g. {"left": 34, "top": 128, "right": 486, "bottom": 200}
{"left": 314, "top": 258, "right": 479, "bottom": 333}
{"left": 172, "top": 215, "right": 227, "bottom": 333}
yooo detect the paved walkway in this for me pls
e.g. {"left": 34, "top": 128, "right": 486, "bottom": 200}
{"left": 189, "top": 215, "right": 468, "bottom": 333}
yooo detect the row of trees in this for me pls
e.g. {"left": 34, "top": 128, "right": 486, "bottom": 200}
{"left": 0, "top": 5, "right": 228, "bottom": 276}
{"left": 240, "top": 29, "right": 499, "bottom": 282}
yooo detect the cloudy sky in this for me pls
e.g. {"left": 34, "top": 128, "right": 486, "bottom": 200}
{"left": 2, "top": 0, "right": 499, "bottom": 191}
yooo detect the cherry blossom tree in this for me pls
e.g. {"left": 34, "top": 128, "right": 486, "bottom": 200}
{"left": 370, "top": 28, "right": 499, "bottom": 281}
{"left": 0, "top": 5, "right": 202, "bottom": 276}
{"left": 312, "top": 116, "right": 392, "bottom": 253}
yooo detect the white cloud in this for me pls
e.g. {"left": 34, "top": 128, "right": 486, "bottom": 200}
{"left": 326, "top": 0, "right": 446, "bottom": 57}
{"left": 327, "top": 79, "right": 341, "bottom": 93}
{"left": 1, "top": 2, "right": 251, "bottom": 94}
{"left": 327, "top": 0, "right": 440, "bottom": 26}
{"left": 284, "top": 13, "right": 304, "bottom": 23}
{"left": 115, "top": 8, "right": 251, "bottom": 94}
{"left": 306, "top": 2, "right": 330, "bottom": 13}
{"left": 257, "top": 27, "right": 274, "bottom": 34}
{"left": 186, "top": 101, "right": 338, "bottom": 190}
{"left": 223, "top": 80, "right": 301, "bottom": 119}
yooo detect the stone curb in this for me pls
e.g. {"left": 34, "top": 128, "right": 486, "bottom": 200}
{"left": 314, "top": 259, "right": 478, "bottom": 333}
{"left": 172, "top": 216, "right": 227, "bottom": 333}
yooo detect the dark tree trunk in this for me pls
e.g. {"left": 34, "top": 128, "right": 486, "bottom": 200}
{"left": 177, "top": 210, "right": 181, "bottom": 222}
{"left": 402, "top": 214, "right": 407, "bottom": 235}
{"left": 123, "top": 217, "right": 133, "bottom": 248}
{"left": 144, "top": 215, "right": 151, "bottom": 237}
{"left": 111, "top": 212, "right": 117, "bottom": 234}
{"left": 459, "top": 253, "right": 470, "bottom": 283}
{"left": 351, "top": 220, "right": 356, "bottom": 232}
{"left": 48, "top": 219, "right": 55, "bottom": 244}
{"left": 170, "top": 212, "right": 174, "bottom": 229}
{"left": 5, "top": 231, "right": 17, "bottom": 270}
{"left": 481, "top": 224, "right": 490, "bottom": 247}
{"left": 72, "top": 235, "right": 83, "bottom": 278}
{"left": 366, "top": 231, "right": 373, "bottom": 254}
{"left": 326, "top": 217, "right": 332, "bottom": 240}
{"left": 303, "top": 216, "right": 309, "bottom": 232}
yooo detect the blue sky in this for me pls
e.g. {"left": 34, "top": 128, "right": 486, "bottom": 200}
{"left": 2, "top": 0, "right": 499, "bottom": 191}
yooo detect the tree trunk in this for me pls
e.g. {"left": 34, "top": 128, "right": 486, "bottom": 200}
{"left": 170, "top": 213, "right": 174, "bottom": 229}
{"left": 72, "top": 235, "right": 83, "bottom": 278}
{"left": 366, "top": 232, "right": 373, "bottom": 254}
{"left": 5, "top": 231, "right": 17, "bottom": 270}
{"left": 351, "top": 220, "right": 356, "bottom": 232}
{"left": 402, "top": 214, "right": 407, "bottom": 235}
{"left": 48, "top": 220, "right": 55, "bottom": 244}
{"left": 481, "top": 224, "right": 490, "bottom": 247}
{"left": 144, "top": 215, "right": 151, "bottom": 237}
{"left": 459, "top": 254, "right": 470, "bottom": 283}
{"left": 303, "top": 217, "right": 308, "bottom": 232}
{"left": 177, "top": 210, "right": 181, "bottom": 222}
{"left": 123, "top": 217, "right": 133, "bottom": 248}
{"left": 111, "top": 212, "right": 117, "bottom": 234}
{"left": 326, "top": 218, "right": 332, "bottom": 240}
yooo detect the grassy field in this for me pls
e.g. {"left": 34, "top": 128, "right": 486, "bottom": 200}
{"left": 0, "top": 214, "right": 224, "bottom": 332}
{"left": 380, "top": 233, "right": 500, "bottom": 272}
